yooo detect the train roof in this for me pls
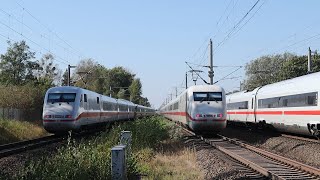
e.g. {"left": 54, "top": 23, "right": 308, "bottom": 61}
{"left": 257, "top": 71, "right": 320, "bottom": 96}
{"left": 187, "top": 85, "right": 224, "bottom": 93}
{"left": 227, "top": 71, "right": 320, "bottom": 100}
{"left": 47, "top": 86, "right": 82, "bottom": 92}
{"left": 117, "top": 99, "right": 135, "bottom": 105}
{"left": 160, "top": 84, "right": 225, "bottom": 109}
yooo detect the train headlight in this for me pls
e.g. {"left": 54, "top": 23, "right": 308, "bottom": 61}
{"left": 217, "top": 113, "right": 223, "bottom": 118}
{"left": 65, "top": 115, "right": 72, "bottom": 118}
{"left": 196, "top": 114, "right": 203, "bottom": 118}
{"left": 44, "top": 115, "right": 52, "bottom": 118}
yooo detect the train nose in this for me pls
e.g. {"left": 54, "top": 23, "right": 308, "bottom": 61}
{"left": 43, "top": 103, "right": 74, "bottom": 120}
{"left": 194, "top": 103, "right": 224, "bottom": 116}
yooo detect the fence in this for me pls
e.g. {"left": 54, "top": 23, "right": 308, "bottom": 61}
{"left": 0, "top": 107, "right": 42, "bottom": 121}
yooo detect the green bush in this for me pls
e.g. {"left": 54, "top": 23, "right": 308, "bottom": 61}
{"left": 13, "top": 116, "right": 170, "bottom": 180}
{"left": 0, "top": 84, "right": 46, "bottom": 109}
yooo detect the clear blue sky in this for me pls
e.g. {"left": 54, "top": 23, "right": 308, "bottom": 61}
{"left": 1, "top": 0, "right": 320, "bottom": 108}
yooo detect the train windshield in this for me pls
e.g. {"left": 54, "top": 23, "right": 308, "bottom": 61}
{"left": 193, "top": 92, "right": 222, "bottom": 102}
{"left": 47, "top": 93, "right": 76, "bottom": 103}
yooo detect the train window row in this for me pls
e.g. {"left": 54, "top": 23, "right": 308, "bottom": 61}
{"left": 47, "top": 93, "right": 76, "bottom": 103}
{"left": 102, "top": 102, "right": 117, "bottom": 111}
{"left": 258, "top": 92, "right": 318, "bottom": 108}
{"left": 227, "top": 101, "right": 248, "bottom": 110}
{"left": 119, "top": 104, "right": 128, "bottom": 111}
{"left": 193, "top": 92, "right": 223, "bottom": 101}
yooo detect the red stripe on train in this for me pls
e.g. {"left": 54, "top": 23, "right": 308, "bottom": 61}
{"left": 44, "top": 111, "right": 135, "bottom": 122}
{"left": 161, "top": 112, "right": 226, "bottom": 122}
{"left": 227, "top": 110, "right": 320, "bottom": 115}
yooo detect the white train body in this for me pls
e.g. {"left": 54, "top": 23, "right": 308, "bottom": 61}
{"left": 159, "top": 85, "right": 227, "bottom": 133}
{"left": 227, "top": 72, "right": 320, "bottom": 137}
{"left": 43, "top": 86, "right": 154, "bottom": 133}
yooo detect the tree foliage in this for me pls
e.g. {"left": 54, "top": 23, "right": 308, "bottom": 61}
{"left": 36, "top": 53, "right": 62, "bottom": 87}
{"left": 73, "top": 59, "right": 150, "bottom": 106}
{"left": 0, "top": 41, "right": 37, "bottom": 85}
{"left": 129, "top": 78, "right": 142, "bottom": 103}
{"left": 243, "top": 52, "right": 320, "bottom": 90}
{"left": 0, "top": 40, "right": 151, "bottom": 114}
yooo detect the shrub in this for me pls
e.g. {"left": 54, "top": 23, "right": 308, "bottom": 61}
{"left": 14, "top": 116, "right": 170, "bottom": 180}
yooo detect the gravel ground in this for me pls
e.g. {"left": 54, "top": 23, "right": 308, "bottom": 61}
{"left": 219, "top": 125, "right": 320, "bottom": 169}
{"left": 183, "top": 136, "right": 258, "bottom": 180}
{"left": 0, "top": 142, "right": 63, "bottom": 179}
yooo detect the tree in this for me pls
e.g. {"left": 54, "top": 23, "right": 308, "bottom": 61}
{"left": 243, "top": 53, "right": 295, "bottom": 90}
{"left": 243, "top": 52, "right": 320, "bottom": 91}
{"left": 73, "top": 59, "right": 108, "bottom": 93}
{"left": 117, "top": 89, "right": 127, "bottom": 100}
{"left": 129, "top": 78, "right": 142, "bottom": 104}
{"left": 280, "top": 54, "right": 320, "bottom": 80}
{"left": 139, "top": 97, "right": 151, "bottom": 107}
{"left": 107, "top": 67, "right": 135, "bottom": 97}
{"left": 0, "top": 40, "right": 36, "bottom": 85}
{"left": 36, "top": 53, "right": 61, "bottom": 87}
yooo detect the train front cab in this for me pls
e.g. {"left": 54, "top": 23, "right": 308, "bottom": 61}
{"left": 43, "top": 87, "right": 81, "bottom": 133}
{"left": 187, "top": 89, "right": 227, "bottom": 133}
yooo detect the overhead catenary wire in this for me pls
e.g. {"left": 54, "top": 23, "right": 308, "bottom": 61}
{"left": 0, "top": 19, "right": 70, "bottom": 65}
{"left": 15, "top": 1, "right": 84, "bottom": 59}
{"left": 214, "top": 0, "right": 262, "bottom": 53}
{"left": 189, "top": 0, "right": 238, "bottom": 66}
{"left": 213, "top": 66, "right": 243, "bottom": 84}
{"left": 185, "top": 61, "right": 209, "bottom": 85}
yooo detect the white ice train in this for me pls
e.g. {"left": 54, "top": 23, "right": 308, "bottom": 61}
{"left": 42, "top": 86, "right": 154, "bottom": 133}
{"left": 159, "top": 85, "right": 227, "bottom": 133}
{"left": 227, "top": 72, "right": 320, "bottom": 137}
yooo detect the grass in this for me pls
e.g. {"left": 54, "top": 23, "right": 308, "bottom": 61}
{"left": 0, "top": 119, "right": 48, "bottom": 144}
{"left": 5, "top": 116, "right": 203, "bottom": 180}
{"left": 141, "top": 140, "right": 203, "bottom": 180}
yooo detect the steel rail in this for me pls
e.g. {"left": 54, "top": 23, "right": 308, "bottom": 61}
{"left": 171, "top": 119, "right": 320, "bottom": 179}
{"left": 281, "top": 134, "right": 319, "bottom": 144}
{"left": 0, "top": 135, "right": 63, "bottom": 159}
{"left": 217, "top": 134, "right": 320, "bottom": 179}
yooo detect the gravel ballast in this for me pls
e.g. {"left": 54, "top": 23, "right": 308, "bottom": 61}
{"left": 183, "top": 136, "right": 256, "bottom": 180}
{"left": 219, "top": 125, "right": 320, "bottom": 169}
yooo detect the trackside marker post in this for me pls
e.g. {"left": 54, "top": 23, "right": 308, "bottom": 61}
{"left": 111, "top": 145, "right": 127, "bottom": 180}
{"left": 120, "top": 131, "right": 132, "bottom": 157}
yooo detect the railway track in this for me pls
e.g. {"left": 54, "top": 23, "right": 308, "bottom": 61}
{"left": 281, "top": 134, "right": 319, "bottom": 144}
{"left": 0, "top": 127, "right": 107, "bottom": 159}
{"left": 0, "top": 135, "right": 63, "bottom": 159}
{"left": 180, "top": 126, "right": 320, "bottom": 179}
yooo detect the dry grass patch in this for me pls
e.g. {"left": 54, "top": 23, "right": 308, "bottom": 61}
{"left": 0, "top": 119, "right": 47, "bottom": 144}
{"left": 142, "top": 140, "right": 203, "bottom": 180}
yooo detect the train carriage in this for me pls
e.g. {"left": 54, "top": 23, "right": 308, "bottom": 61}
{"left": 43, "top": 86, "right": 154, "bottom": 133}
{"left": 226, "top": 72, "right": 320, "bottom": 137}
{"left": 160, "top": 85, "right": 227, "bottom": 133}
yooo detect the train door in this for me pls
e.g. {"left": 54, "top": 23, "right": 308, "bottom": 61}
{"left": 83, "top": 94, "right": 89, "bottom": 123}
{"left": 97, "top": 96, "right": 101, "bottom": 122}
{"left": 246, "top": 97, "right": 255, "bottom": 123}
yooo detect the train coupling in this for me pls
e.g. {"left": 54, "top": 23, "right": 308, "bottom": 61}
{"left": 307, "top": 123, "right": 320, "bottom": 138}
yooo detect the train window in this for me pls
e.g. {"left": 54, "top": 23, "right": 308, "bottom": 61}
{"left": 97, "top": 97, "right": 99, "bottom": 104}
{"left": 258, "top": 97, "right": 279, "bottom": 108}
{"left": 258, "top": 92, "right": 318, "bottom": 108}
{"left": 208, "top": 92, "right": 223, "bottom": 101}
{"left": 227, "top": 101, "right": 248, "bottom": 110}
{"left": 84, "top": 94, "right": 87, "bottom": 102}
{"left": 193, "top": 92, "right": 222, "bottom": 101}
{"left": 48, "top": 93, "right": 76, "bottom": 103}
{"left": 173, "top": 102, "right": 179, "bottom": 110}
